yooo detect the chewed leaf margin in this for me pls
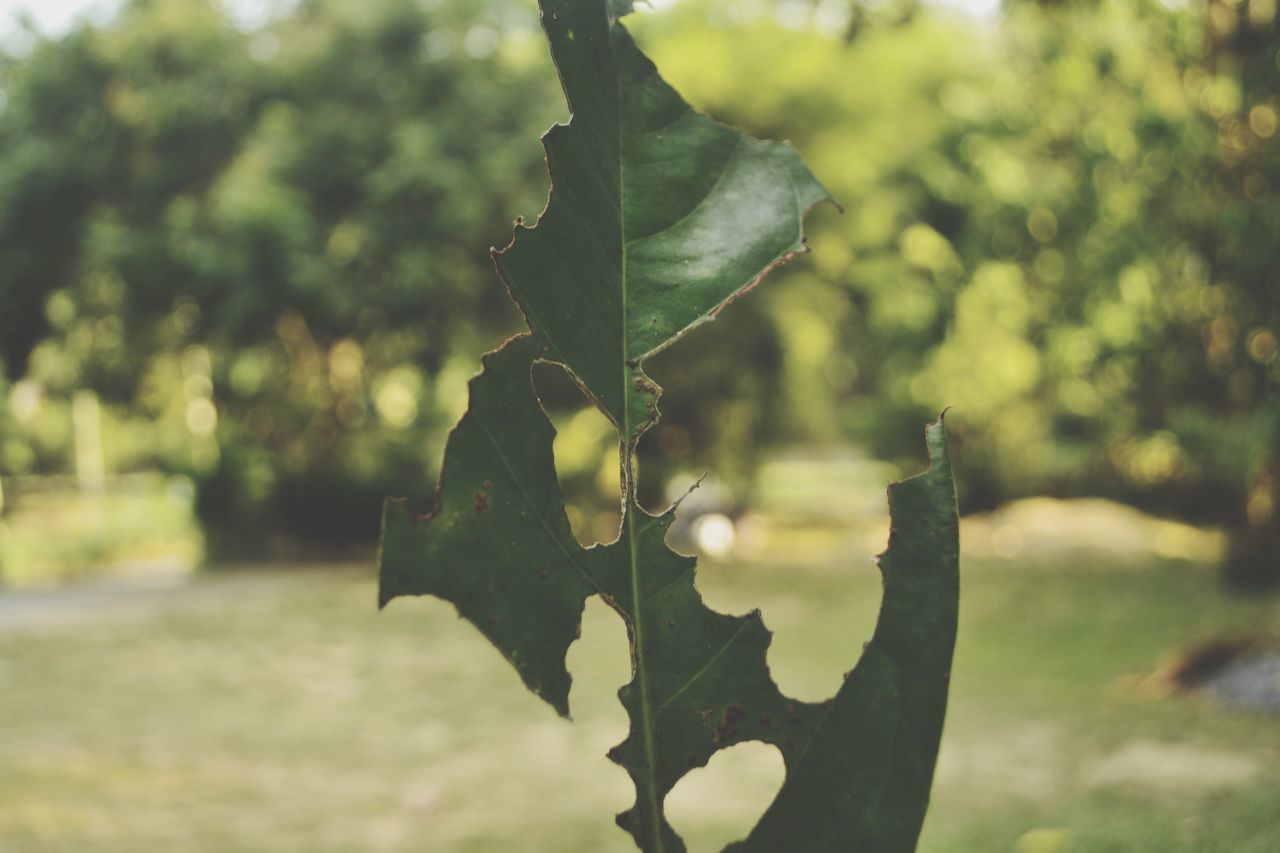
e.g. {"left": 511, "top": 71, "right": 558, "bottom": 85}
{"left": 377, "top": 1, "right": 959, "bottom": 850}
{"left": 489, "top": 0, "right": 836, "bottom": 447}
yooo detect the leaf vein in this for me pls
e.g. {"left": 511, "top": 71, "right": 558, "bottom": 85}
{"left": 655, "top": 619, "right": 753, "bottom": 715}
{"left": 472, "top": 414, "right": 607, "bottom": 596}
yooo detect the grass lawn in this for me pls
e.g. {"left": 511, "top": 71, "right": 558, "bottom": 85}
{"left": 1, "top": 548, "right": 1278, "bottom": 851}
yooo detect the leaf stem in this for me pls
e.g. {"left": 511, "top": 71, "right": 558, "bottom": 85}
{"left": 619, "top": 36, "right": 662, "bottom": 839}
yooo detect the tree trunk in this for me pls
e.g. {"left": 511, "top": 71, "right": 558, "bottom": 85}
{"left": 1223, "top": 502, "right": 1279, "bottom": 591}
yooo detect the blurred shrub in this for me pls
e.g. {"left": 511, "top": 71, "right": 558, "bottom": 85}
{"left": 0, "top": 0, "right": 557, "bottom": 552}
{"left": 636, "top": 0, "right": 1278, "bottom": 584}
{"left": 0, "top": 473, "right": 202, "bottom": 585}
{"left": 0, "top": 0, "right": 1276, "bottom": 581}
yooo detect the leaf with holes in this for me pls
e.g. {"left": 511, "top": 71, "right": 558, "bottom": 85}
{"left": 378, "top": 2, "right": 960, "bottom": 851}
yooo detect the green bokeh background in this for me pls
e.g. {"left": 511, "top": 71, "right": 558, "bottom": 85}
{"left": 1, "top": 2, "right": 1278, "bottom": 849}
{"left": 1, "top": 0, "right": 1275, "bottom": 580}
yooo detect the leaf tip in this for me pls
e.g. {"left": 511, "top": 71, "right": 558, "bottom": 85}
{"left": 377, "top": 496, "right": 415, "bottom": 609}
{"left": 924, "top": 411, "right": 953, "bottom": 471}
{"left": 665, "top": 472, "right": 708, "bottom": 517}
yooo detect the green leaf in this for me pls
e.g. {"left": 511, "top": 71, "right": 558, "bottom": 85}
{"left": 379, "top": 2, "right": 959, "bottom": 851}
{"left": 383, "top": 340, "right": 956, "bottom": 849}
{"left": 380, "top": 335, "right": 593, "bottom": 717}
{"left": 493, "top": 0, "right": 830, "bottom": 446}
{"left": 381, "top": 335, "right": 957, "bottom": 849}
{"left": 731, "top": 419, "right": 959, "bottom": 852}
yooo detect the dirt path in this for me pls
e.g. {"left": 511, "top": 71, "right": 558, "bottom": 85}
{"left": 0, "top": 565, "right": 365, "bottom": 635}
{"left": 0, "top": 576, "right": 192, "bottom": 634}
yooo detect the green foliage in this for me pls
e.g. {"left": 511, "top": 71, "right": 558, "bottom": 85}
{"left": 0, "top": 0, "right": 1274, "bottom": 583}
{"left": 0, "top": 476, "right": 201, "bottom": 585}
{"left": 637, "top": 0, "right": 1279, "bottom": 583}
{"left": 0, "top": 0, "right": 559, "bottom": 546}
{"left": 378, "top": 2, "right": 959, "bottom": 850}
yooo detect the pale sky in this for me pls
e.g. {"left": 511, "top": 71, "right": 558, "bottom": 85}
{"left": 0, "top": 0, "right": 998, "bottom": 48}
{"left": 0, "top": 0, "right": 118, "bottom": 36}
{"left": 1, "top": 0, "right": 999, "bottom": 41}
{"left": 0, "top": 0, "right": 291, "bottom": 39}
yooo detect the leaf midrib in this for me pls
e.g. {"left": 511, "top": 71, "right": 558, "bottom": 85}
{"left": 611, "top": 14, "right": 664, "bottom": 850}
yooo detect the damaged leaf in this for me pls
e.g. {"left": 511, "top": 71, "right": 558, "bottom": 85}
{"left": 492, "top": 0, "right": 829, "bottom": 445}
{"left": 378, "top": 1, "right": 959, "bottom": 851}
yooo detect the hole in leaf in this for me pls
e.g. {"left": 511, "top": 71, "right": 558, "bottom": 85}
{"left": 637, "top": 319, "right": 887, "bottom": 703}
{"left": 691, "top": 539, "right": 883, "bottom": 704}
{"left": 635, "top": 296, "right": 785, "bottom": 514}
{"left": 664, "top": 740, "right": 785, "bottom": 851}
{"left": 761, "top": 561, "right": 882, "bottom": 702}
{"left": 625, "top": 265, "right": 883, "bottom": 701}
{"left": 680, "top": 451, "right": 891, "bottom": 703}
{"left": 566, "top": 595, "right": 634, "bottom": 821}
{"left": 533, "top": 362, "right": 622, "bottom": 546}
{"left": 567, "top": 595, "right": 633, "bottom": 728}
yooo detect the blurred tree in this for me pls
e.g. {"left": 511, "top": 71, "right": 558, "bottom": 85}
{"left": 637, "top": 0, "right": 1278, "bottom": 586}
{"left": 0, "top": 0, "right": 559, "bottom": 551}
{"left": 1190, "top": 0, "right": 1280, "bottom": 586}
{"left": 1, "top": 0, "right": 1275, "bottom": 582}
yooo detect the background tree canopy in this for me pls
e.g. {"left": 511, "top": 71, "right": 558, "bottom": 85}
{"left": 0, "top": 0, "right": 1276, "bottom": 584}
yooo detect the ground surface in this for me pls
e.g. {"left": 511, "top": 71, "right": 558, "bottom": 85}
{"left": 1206, "top": 651, "right": 1280, "bottom": 714}
{"left": 1, "top": 549, "right": 1278, "bottom": 852}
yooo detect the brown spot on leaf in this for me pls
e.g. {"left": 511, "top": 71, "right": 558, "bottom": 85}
{"left": 475, "top": 492, "right": 489, "bottom": 513}
{"left": 711, "top": 704, "right": 745, "bottom": 743}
